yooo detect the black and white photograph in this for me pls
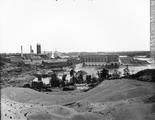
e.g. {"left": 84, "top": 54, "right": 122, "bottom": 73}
{"left": 0, "top": 0, "right": 155, "bottom": 120}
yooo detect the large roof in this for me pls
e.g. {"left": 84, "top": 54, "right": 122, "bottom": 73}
{"left": 80, "top": 54, "right": 119, "bottom": 57}
{"left": 43, "top": 59, "right": 68, "bottom": 63}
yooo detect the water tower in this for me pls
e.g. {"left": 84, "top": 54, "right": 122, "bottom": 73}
{"left": 36, "top": 43, "right": 41, "bottom": 55}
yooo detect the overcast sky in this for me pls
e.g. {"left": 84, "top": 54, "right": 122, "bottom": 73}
{"left": 0, "top": 0, "right": 150, "bottom": 53}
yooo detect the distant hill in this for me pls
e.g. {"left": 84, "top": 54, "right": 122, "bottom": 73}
{"left": 61, "top": 51, "right": 150, "bottom": 57}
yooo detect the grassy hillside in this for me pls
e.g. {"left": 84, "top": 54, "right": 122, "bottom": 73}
{"left": 1, "top": 79, "right": 155, "bottom": 120}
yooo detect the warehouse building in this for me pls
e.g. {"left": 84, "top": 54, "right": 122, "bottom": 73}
{"left": 80, "top": 54, "right": 120, "bottom": 67}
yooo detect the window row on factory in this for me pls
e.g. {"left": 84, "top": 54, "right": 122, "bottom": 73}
{"left": 80, "top": 55, "right": 119, "bottom": 63}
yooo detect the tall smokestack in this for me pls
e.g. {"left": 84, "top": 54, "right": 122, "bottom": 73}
{"left": 30, "top": 45, "right": 33, "bottom": 54}
{"left": 21, "top": 45, "right": 23, "bottom": 57}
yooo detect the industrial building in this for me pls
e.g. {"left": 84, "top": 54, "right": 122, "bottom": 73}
{"left": 80, "top": 54, "right": 119, "bottom": 67}
{"left": 36, "top": 44, "right": 41, "bottom": 55}
{"left": 42, "top": 59, "right": 71, "bottom": 68}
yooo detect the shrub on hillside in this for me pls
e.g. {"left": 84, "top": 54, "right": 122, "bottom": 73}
{"left": 131, "top": 69, "right": 155, "bottom": 82}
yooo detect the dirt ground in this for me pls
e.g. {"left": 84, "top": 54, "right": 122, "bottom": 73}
{"left": 1, "top": 79, "right": 155, "bottom": 120}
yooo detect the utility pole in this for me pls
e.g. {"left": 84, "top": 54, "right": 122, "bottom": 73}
{"left": 150, "top": 0, "right": 155, "bottom": 63}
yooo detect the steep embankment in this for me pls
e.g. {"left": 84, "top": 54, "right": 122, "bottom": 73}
{"left": 1, "top": 79, "right": 155, "bottom": 120}
{"left": 63, "top": 79, "right": 155, "bottom": 104}
{"left": 62, "top": 79, "right": 155, "bottom": 120}
{"left": 1, "top": 87, "right": 71, "bottom": 105}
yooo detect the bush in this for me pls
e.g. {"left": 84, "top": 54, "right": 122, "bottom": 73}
{"left": 131, "top": 69, "right": 155, "bottom": 82}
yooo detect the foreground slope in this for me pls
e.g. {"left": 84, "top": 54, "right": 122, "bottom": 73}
{"left": 1, "top": 79, "right": 155, "bottom": 120}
